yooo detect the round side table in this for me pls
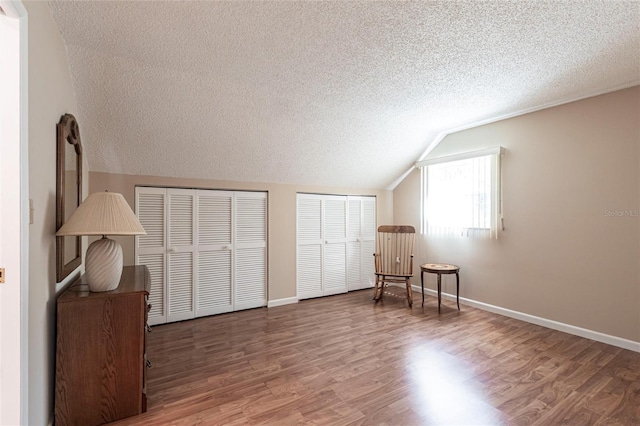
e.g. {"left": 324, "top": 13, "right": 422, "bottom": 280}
{"left": 420, "top": 263, "right": 460, "bottom": 312}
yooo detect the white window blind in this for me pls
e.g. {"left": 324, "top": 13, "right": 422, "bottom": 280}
{"left": 417, "top": 147, "right": 504, "bottom": 238}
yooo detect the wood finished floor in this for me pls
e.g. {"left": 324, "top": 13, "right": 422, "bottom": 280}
{"left": 112, "top": 287, "right": 640, "bottom": 425}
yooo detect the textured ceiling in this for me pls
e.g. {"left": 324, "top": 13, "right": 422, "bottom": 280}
{"left": 48, "top": 1, "right": 640, "bottom": 189}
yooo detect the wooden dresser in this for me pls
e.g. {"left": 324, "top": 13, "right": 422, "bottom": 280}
{"left": 55, "top": 265, "right": 150, "bottom": 426}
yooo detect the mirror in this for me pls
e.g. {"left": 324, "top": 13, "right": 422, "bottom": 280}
{"left": 56, "top": 113, "right": 83, "bottom": 282}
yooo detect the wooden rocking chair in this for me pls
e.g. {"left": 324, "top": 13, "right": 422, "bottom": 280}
{"left": 373, "top": 225, "right": 416, "bottom": 307}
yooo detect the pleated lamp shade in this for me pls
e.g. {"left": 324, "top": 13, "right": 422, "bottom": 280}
{"left": 56, "top": 191, "right": 146, "bottom": 236}
{"left": 56, "top": 191, "right": 146, "bottom": 292}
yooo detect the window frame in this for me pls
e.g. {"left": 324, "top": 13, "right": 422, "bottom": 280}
{"left": 417, "top": 146, "right": 504, "bottom": 238}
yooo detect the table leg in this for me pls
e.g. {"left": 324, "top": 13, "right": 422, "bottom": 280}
{"left": 437, "top": 273, "right": 441, "bottom": 313}
{"left": 456, "top": 272, "right": 460, "bottom": 310}
{"left": 421, "top": 270, "right": 424, "bottom": 306}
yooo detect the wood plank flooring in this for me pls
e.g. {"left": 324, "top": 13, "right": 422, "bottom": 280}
{"left": 111, "top": 287, "right": 640, "bottom": 425}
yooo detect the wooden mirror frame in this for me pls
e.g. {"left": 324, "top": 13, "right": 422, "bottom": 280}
{"left": 56, "top": 113, "right": 83, "bottom": 282}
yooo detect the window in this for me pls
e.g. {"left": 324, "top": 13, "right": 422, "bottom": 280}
{"left": 418, "top": 147, "right": 504, "bottom": 238}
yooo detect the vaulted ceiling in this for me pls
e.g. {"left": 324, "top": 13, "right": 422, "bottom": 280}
{"left": 49, "top": 1, "right": 640, "bottom": 189}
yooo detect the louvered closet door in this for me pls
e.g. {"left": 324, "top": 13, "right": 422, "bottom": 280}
{"left": 347, "top": 197, "right": 362, "bottom": 291}
{"left": 234, "top": 192, "right": 267, "bottom": 310}
{"left": 195, "top": 190, "right": 233, "bottom": 317}
{"left": 360, "top": 197, "right": 376, "bottom": 289}
{"left": 346, "top": 196, "right": 376, "bottom": 291}
{"left": 297, "top": 194, "right": 324, "bottom": 299}
{"left": 323, "top": 195, "right": 348, "bottom": 296}
{"left": 135, "top": 187, "right": 167, "bottom": 325}
{"left": 167, "top": 188, "right": 196, "bottom": 323}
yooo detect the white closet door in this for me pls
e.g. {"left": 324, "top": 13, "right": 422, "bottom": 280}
{"left": 167, "top": 188, "right": 196, "bottom": 323}
{"left": 347, "top": 198, "right": 362, "bottom": 291}
{"left": 323, "top": 195, "right": 347, "bottom": 296}
{"left": 137, "top": 187, "right": 268, "bottom": 324}
{"left": 195, "top": 190, "right": 233, "bottom": 317}
{"left": 297, "top": 194, "right": 323, "bottom": 299}
{"left": 135, "top": 187, "right": 167, "bottom": 326}
{"left": 234, "top": 192, "right": 267, "bottom": 311}
{"left": 346, "top": 196, "right": 376, "bottom": 291}
{"left": 360, "top": 197, "right": 376, "bottom": 289}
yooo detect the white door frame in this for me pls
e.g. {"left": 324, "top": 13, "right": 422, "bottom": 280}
{"left": 0, "top": 0, "right": 29, "bottom": 424}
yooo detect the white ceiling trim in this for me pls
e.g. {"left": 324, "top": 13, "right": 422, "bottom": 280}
{"left": 386, "top": 80, "right": 640, "bottom": 190}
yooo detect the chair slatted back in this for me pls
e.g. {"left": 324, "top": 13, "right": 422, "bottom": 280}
{"left": 375, "top": 225, "right": 415, "bottom": 277}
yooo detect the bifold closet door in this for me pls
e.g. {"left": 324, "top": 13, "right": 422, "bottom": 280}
{"left": 136, "top": 187, "right": 197, "bottom": 324}
{"left": 136, "top": 187, "right": 267, "bottom": 325}
{"left": 347, "top": 196, "right": 376, "bottom": 291}
{"left": 166, "top": 188, "right": 196, "bottom": 323}
{"left": 296, "top": 194, "right": 324, "bottom": 299}
{"left": 296, "top": 194, "right": 348, "bottom": 299}
{"left": 195, "top": 190, "right": 233, "bottom": 317}
{"left": 360, "top": 197, "right": 376, "bottom": 289}
{"left": 234, "top": 192, "right": 267, "bottom": 310}
{"left": 322, "top": 196, "right": 348, "bottom": 296}
{"left": 135, "top": 187, "right": 167, "bottom": 326}
{"left": 347, "top": 198, "right": 362, "bottom": 291}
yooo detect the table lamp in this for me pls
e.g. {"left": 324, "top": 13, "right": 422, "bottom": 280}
{"left": 56, "top": 191, "right": 146, "bottom": 292}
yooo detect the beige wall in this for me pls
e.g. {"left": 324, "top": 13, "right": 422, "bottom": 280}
{"left": 90, "top": 173, "right": 393, "bottom": 301}
{"left": 394, "top": 87, "right": 640, "bottom": 342}
{"left": 26, "top": 1, "right": 86, "bottom": 424}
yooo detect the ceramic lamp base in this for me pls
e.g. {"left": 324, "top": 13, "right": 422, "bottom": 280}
{"left": 85, "top": 237, "right": 123, "bottom": 292}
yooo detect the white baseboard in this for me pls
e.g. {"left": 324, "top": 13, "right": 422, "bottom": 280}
{"left": 412, "top": 285, "right": 640, "bottom": 353}
{"left": 267, "top": 297, "right": 298, "bottom": 308}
